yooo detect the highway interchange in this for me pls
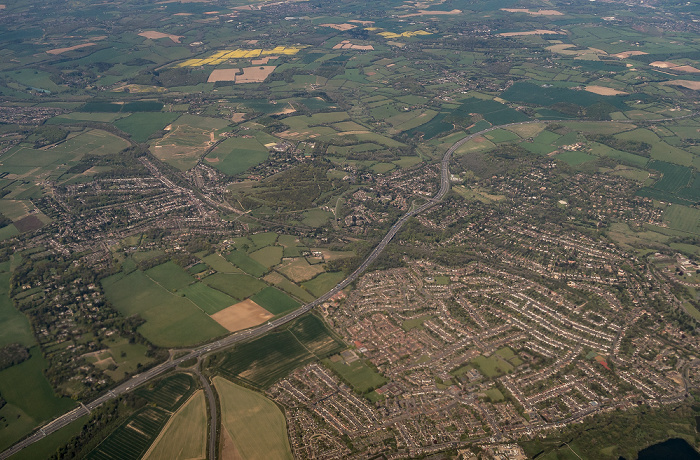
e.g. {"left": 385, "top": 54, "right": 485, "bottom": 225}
{"left": 2, "top": 114, "right": 696, "bottom": 459}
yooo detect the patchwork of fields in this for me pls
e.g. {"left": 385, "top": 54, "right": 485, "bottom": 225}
{"left": 100, "top": 231, "right": 354, "bottom": 347}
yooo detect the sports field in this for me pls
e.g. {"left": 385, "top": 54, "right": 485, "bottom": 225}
{"left": 214, "top": 377, "right": 293, "bottom": 460}
{"left": 324, "top": 356, "right": 386, "bottom": 393}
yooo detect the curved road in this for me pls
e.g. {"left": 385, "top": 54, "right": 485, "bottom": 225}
{"left": 1, "top": 114, "right": 696, "bottom": 460}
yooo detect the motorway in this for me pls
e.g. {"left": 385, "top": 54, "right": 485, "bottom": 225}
{"left": 195, "top": 370, "right": 218, "bottom": 460}
{"left": 1, "top": 114, "right": 696, "bottom": 460}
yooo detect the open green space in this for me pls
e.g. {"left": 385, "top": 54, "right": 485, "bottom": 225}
{"left": 556, "top": 151, "right": 596, "bottom": 166}
{"left": 250, "top": 287, "right": 301, "bottom": 315}
{"left": 275, "top": 279, "right": 316, "bottom": 303}
{"left": 114, "top": 112, "right": 179, "bottom": 143}
{"left": 0, "top": 263, "right": 33, "bottom": 348}
{"left": 324, "top": 356, "right": 387, "bottom": 393}
{"left": 102, "top": 270, "right": 227, "bottom": 347}
{"left": 216, "top": 314, "right": 343, "bottom": 388}
{"left": 485, "top": 387, "right": 505, "bottom": 402}
{"left": 637, "top": 160, "right": 700, "bottom": 205}
{"left": 136, "top": 373, "right": 196, "bottom": 411}
{"left": 0, "top": 347, "right": 76, "bottom": 451}
{"left": 206, "top": 137, "right": 269, "bottom": 176}
{"left": 144, "top": 261, "right": 194, "bottom": 292}
{"left": 248, "top": 245, "right": 283, "bottom": 268}
{"left": 402, "top": 314, "right": 433, "bottom": 331}
{"left": 86, "top": 407, "right": 170, "bottom": 460}
{"left": 202, "top": 253, "right": 241, "bottom": 273}
{"left": 214, "top": 377, "right": 293, "bottom": 460}
{"left": 663, "top": 204, "right": 700, "bottom": 235}
{"left": 8, "top": 414, "right": 89, "bottom": 460}
{"left": 181, "top": 282, "right": 236, "bottom": 314}
{"left": 93, "top": 337, "right": 154, "bottom": 383}
{"left": 143, "top": 390, "right": 207, "bottom": 460}
{"left": 302, "top": 272, "right": 345, "bottom": 298}
{"left": 225, "top": 249, "right": 269, "bottom": 277}
{"left": 249, "top": 231, "right": 278, "bottom": 248}
{"left": 201, "top": 272, "right": 267, "bottom": 301}
{"left": 471, "top": 353, "right": 514, "bottom": 378}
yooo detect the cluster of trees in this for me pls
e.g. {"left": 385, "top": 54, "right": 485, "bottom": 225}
{"left": 66, "top": 145, "right": 149, "bottom": 178}
{"left": 240, "top": 162, "right": 348, "bottom": 212}
{"left": 128, "top": 67, "right": 209, "bottom": 88}
{"left": 33, "top": 126, "right": 68, "bottom": 148}
{"left": 48, "top": 395, "right": 145, "bottom": 460}
{"left": 588, "top": 134, "right": 652, "bottom": 157}
{"left": 0, "top": 343, "right": 29, "bottom": 371}
{"left": 0, "top": 211, "right": 11, "bottom": 228}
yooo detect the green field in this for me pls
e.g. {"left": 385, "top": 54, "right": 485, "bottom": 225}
{"left": 181, "top": 282, "right": 236, "bottom": 314}
{"left": 187, "top": 263, "right": 208, "bottom": 275}
{"left": 663, "top": 204, "right": 700, "bottom": 235}
{"left": 0, "top": 130, "right": 129, "bottom": 178}
{"left": 8, "top": 414, "right": 89, "bottom": 460}
{"left": 276, "top": 279, "right": 316, "bottom": 303}
{"left": 250, "top": 287, "right": 301, "bottom": 315}
{"left": 302, "top": 272, "right": 345, "bottom": 297}
{"left": 102, "top": 270, "right": 227, "bottom": 347}
{"left": 406, "top": 112, "right": 454, "bottom": 139}
{"left": 136, "top": 373, "right": 196, "bottom": 411}
{"left": 0, "top": 347, "right": 76, "bottom": 451}
{"left": 225, "top": 249, "right": 269, "bottom": 277}
{"left": 637, "top": 160, "right": 699, "bottom": 205}
{"left": 214, "top": 377, "right": 293, "bottom": 460}
{"left": 402, "top": 314, "right": 433, "bottom": 331}
{"left": 0, "top": 224, "right": 19, "bottom": 241}
{"left": 589, "top": 142, "right": 649, "bottom": 168}
{"left": 217, "top": 315, "right": 343, "bottom": 388}
{"left": 202, "top": 272, "right": 267, "bottom": 300}
{"left": 0, "top": 263, "right": 34, "bottom": 347}
{"left": 114, "top": 112, "right": 179, "bottom": 143}
{"left": 249, "top": 231, "right": 278, "bottom": 247}
{"left": 93, "top": 337, "right": 154, "bottom": 382}
{"left": 143, "top": 391, "right": 207, "bottom": 460}
{"left": 217, "top": 329, "right": 312, "bottom": 388}
{"left": 485, "top": 387, "right": 505, "bottom": 402}
{"left": 485, "top": 129, "right": 521, "bottom": 143}
{"left": 471, "top": 353, "right": 514, "bottom": 378}
{"left": 556, "top": 151, "right": 596, "bottom": 166}
{"left": 324, "top": 356, "right": 387, "bottom": 393}
{"left": 145, "top": 261, "right": 195, "bottom": 292}
{"left": 248, "top": 245, "right": 283, "bottom": 268}
{"left": 302, "top": 208, "right": 333, "bottom": 227}
{"left": 206, "top": 137, "right": 269, "bottom": 176}
{"left": 86, "top": 407, "right": 170, "bottom": 460}
{"left": 201, "top": 253, "right": 241, "bottom": 273}
{"left": 289, "top": 314, "right": 344, "bottom": 356}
